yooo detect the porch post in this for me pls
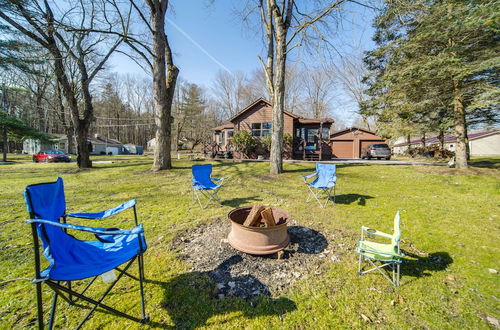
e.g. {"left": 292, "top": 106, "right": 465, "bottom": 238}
{"left": 319, "top": 122, "right": 323, "bottom": 161}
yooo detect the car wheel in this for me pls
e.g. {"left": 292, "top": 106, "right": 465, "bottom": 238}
{"left": 33, "top": 158, "right": 37, "bottom": 163}
{"left": 385, "top": 156, "right": 391, "bottom": 160}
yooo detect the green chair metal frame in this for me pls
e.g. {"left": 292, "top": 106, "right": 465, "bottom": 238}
{"left": 356, "top": 211, "right": 403, "bottom": 286}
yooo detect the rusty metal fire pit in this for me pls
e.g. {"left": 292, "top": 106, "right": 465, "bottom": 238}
{"left": 227, "top": 206, "right": 290, "bottom": 255}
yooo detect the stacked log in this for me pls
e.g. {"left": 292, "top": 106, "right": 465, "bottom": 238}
{"left": 243, "top": 205, "right": 276, "bottom": 227}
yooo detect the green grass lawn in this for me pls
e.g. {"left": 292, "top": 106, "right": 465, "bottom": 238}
{"left": 0, "top": 156, "right": 498, "bottom": 328}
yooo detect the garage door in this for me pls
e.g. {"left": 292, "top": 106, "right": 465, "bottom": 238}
{"left": 331, "top": 140, "right": 354, "bottom": 158}
{"left": 359, "top": 140, "right": 386, "bottom": 158}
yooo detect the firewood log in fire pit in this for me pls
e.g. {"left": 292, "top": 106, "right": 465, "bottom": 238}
{"left": 260, "top": 207, "right": 276, "bottom": 227}
{"left": 243, "top": 205, "right": 265, "bottom": 227}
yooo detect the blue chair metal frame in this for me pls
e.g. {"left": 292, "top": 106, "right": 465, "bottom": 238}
{"left": 191, "top": 164, "right": 225, "bottom": 209}
{"left": 24, "top": 178, "right": 148, "bottom": 329}
{"left": 302, "top": 163, "right": 337, "bottom": 208}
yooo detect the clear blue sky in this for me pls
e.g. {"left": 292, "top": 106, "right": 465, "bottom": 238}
{"left": 109, "top": 0, "right": 378, "bottom": 122}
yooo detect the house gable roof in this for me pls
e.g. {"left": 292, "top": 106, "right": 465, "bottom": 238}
{"left": 393, "top": 130, "right": 499, "bottom": 147}
{"left": 228, "top": 97, "right": 300, "bottom": 123}
{"left": 330, "top": 126, "right": 378, "bottom": 138}
{"left": 212, "top": 122, "right": 234, "bottom": 131}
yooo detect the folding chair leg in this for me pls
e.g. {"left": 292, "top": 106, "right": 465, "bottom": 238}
{"left": 138, "top": 255, "right": 147, "bottom": 322}
{"left": 396, "top": 263, "right": 400, "bottom": 286}
{"left": 358, "top": 254, "right": 363, "bottom": 274}
{"left": 36, "top": 282, "right": 44, "bottom": 329}
{"left": 67, "top": 281, "right": 73, "bottom": 304}
{"left": 306, "top": 190, "right": 313, "bottom": 202}
{"left": 75, "top": 259, "right": 137, "bottom": 329}
{"left": 48, "top": 291, "right": 58, "bottom": 330}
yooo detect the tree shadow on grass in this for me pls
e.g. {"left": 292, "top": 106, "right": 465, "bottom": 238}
{"left": 335, "top": 194, "right": 374, "bottom": 206}
{"left": 469, "top": 158, "right": 500, "bottom": 169}
{"left": 145, "top": 256, "right": 296, "bottom": 329}
{"left": 221, "top": 196, "right": 262, "bottom": 208}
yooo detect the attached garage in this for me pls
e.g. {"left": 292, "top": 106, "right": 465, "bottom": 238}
{"left": 331, "top": 140, "right": 354, "bottom": 158}
{"left": 330, "top": 127, "right": 387, "bottom": 159}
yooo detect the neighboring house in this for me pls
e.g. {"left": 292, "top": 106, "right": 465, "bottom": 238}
{"left": 211, "top": 98, "right": 334, "bottom": 160}
{"left": 89, "top": 135, "right": 128, "bottom": 155}
{"left": 329, "top": 127, "right": 387, "bottom": 159}
{"left": 23, "top": 134, "right": 65, "bottom": 155}
{"left": 124, "top": 144, "right": 144, "bottom": 155}
{"left": 392, "top": 130, "right": 500, "bottom": 156}
{"left": 146, "top": 138, "right": 177, "bottom": 151}
{"left": 147, "top": 138, "right": 155, "bottom": 151}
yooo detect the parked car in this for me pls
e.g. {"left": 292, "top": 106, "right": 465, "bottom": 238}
{"left": 33, "top": 150, "right": 71, "bottom": 163}
{"left": 361, "top": 143, "right": 391, "bottom": 160}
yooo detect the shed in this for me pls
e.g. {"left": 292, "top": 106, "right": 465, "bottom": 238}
{"left": 330, "top": 127, "right": 386, "bottom": 159}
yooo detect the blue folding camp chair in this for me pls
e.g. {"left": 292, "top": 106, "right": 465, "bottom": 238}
{"left": 191, "top": 164, "right": 225, "bottom": 209}
{"left": 302, "top": 163, "right": 337, "bottom": 208}
{"left": 24, "top": 177, "right": 148, "bottom": 329}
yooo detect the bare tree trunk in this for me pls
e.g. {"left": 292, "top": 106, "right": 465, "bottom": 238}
{"left": 453, "top": 83, "right": 467, "bottom": 169}
{"left": 2, "top": 126, "right": 6, "bottom": 162}
{"left": 407, "top": 134, "right": 412, "bottom": 154}
{"left": 149, "top": 0, "right": 179, "bottom": 171}
{"left": 270, "top": 33, "right": 287, "bottom": 174}
{"left": 438, "top": 129, "right": 445, "bottom": 155}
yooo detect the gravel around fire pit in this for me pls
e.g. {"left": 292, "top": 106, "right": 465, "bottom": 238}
{"left": 171, "top": 217, "right": 350, "bottom": 300}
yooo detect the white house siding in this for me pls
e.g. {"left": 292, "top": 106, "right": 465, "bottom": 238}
{"left": 469, "top": 134, "right": 500, "bottom": 156}
{"left": 23, "top": 139, "right": 58, "bottom": 154}
{"left": 147, "top": 138, "right": 155, "bottom": 151}
{"left": 105, "top": 146, "right": 119, "bottom": 155}
{"left": 90, "top": 144, "right": 107, "bottom": 155}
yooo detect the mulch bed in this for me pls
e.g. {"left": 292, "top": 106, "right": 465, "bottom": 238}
{"left": 171, "top": 217, "right": 351, "bottom": 300}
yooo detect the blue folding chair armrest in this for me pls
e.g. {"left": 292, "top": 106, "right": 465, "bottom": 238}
{"left": 26, "top": 219, "right": 144, "bottom": 236}
{"left": 66, "top": 199, "right": 136, "bottom": 220}
{"left": 212, "top": 177, "right": 224, "bottom": 181}
{"left": 302, "top": 172, "right": 317, "bottom": 179}
{"left": 302, "top": 172, "right": 317, "bottom": 184}
{"left": 361, "top": 226, "right": 392, "bottom": 239}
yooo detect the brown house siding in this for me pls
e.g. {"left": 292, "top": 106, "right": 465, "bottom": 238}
{"left": 234, "top": 102, "right": 294, "bottom": 137}
{"left": 330, "top": 128, "right": 386, "bottom": 158}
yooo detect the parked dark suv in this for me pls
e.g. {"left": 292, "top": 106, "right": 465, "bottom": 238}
{"left": 361, "top": 143, "right": 391, "bottom": 160}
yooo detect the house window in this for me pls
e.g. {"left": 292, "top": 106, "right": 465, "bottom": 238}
{"left": 262, "top": 122, "right": 272, "bottom": 136}
{"left": 251, "top": 123, "right": 261, "bottom": 137}
{"left": 306, "top": 128, "right": 319, "bottom": 143}
{"left": 322, "top": 127, "right": 329, "bottom": 140}
{"left": 227, "top": 130, "right": 234, "bottom": 137}
{"left": 252, "top": 122, "right": 272, "bottom": 137}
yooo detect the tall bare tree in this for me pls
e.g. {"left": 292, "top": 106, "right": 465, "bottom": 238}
{"left": 211, "top": 70, "right": 248, "bottom": 119}
{"left": 245, "top": 0, "right": 346, "bottom": 174}
{"left": 0, "top": 0, "right": 128, "bottom": 168}
{"left": 123, "top": 0, "right": 179, "bottom": 170}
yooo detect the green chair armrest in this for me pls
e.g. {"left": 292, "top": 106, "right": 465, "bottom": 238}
{"left": 361, "top": 226, "right": 392, "bottom": 239}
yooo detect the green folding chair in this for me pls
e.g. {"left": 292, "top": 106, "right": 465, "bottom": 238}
{"left": 356, "top": 211, "right": 403, "bottom": 286}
